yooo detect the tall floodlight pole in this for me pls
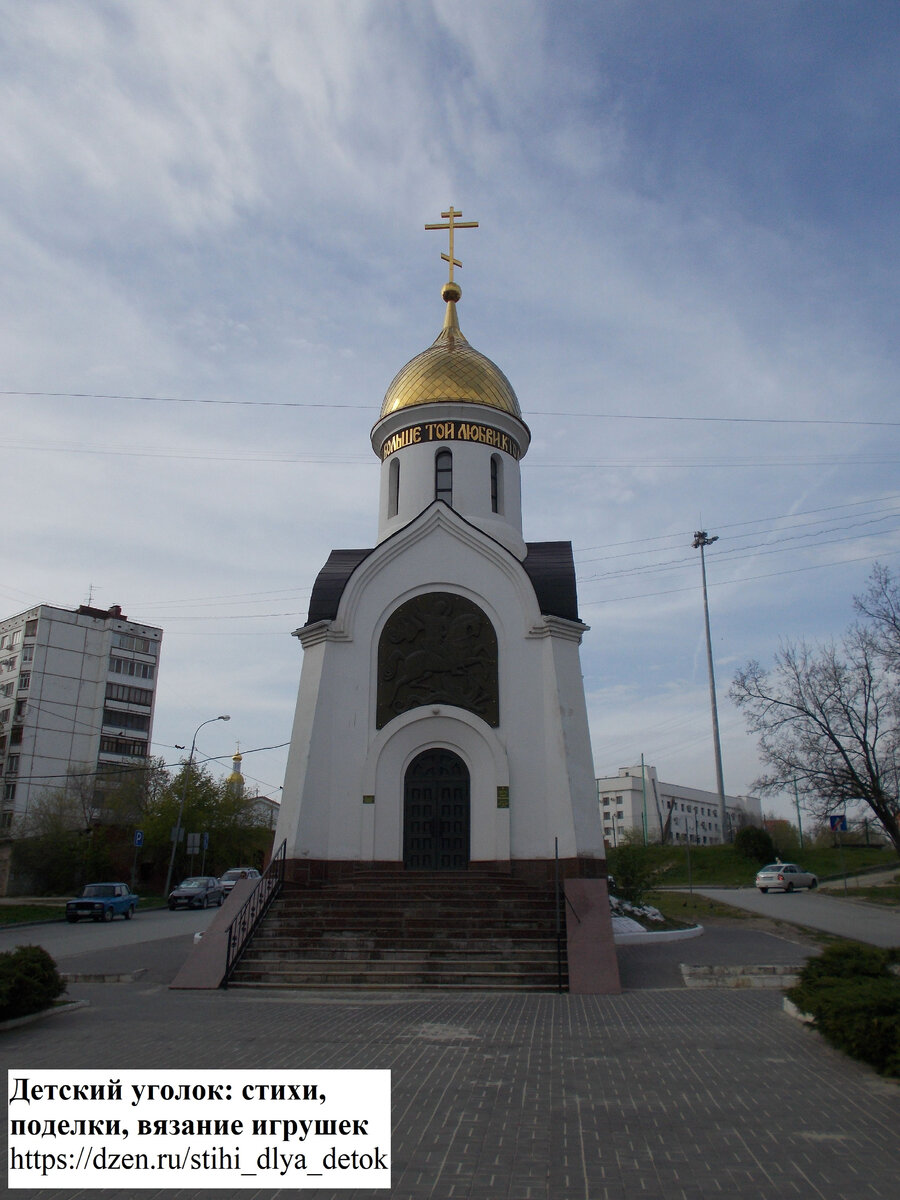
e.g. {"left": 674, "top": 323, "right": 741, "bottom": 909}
{"left": 692, "top": 532, "right": 727, "bottom": 841}
{"left": 163, "top": 715, "right": 230, "bottom": 898}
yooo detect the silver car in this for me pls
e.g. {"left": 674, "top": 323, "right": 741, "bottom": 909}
{"left": 755, "top": 862, "right": 818, "bottom": 893}
{"left": 218, "top": 867, "right": 261, "bottom": 895}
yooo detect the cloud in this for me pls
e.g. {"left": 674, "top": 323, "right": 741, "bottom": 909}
{"left": 1, "top": 1, "right": 898, "bottom": 822}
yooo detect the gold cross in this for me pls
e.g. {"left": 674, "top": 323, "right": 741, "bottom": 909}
{"left": 425, "top": 207, "right": 478, "bottom": 282}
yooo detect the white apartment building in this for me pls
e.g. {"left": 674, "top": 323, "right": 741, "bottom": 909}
{"left": 0, "top": 603, "right": 163, "bottom": 842}
{"left": 596, "top": 764, "right": 763, "bottom": 846}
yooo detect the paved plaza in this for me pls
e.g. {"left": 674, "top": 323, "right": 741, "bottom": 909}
{"left": 3, "top": 923, "right": 899, "bottom": 1199}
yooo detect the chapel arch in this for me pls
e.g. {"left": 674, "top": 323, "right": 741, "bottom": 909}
{"left": 403, "top": 747, "right": 470, "bottom": 870}
{"left": 376, "top": 592, "right": 499, "bottom": 729}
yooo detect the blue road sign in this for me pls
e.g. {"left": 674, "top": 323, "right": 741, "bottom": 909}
{"left": 829, "top": 815, "right": 848, "bottom": 832}
{"left": 134, "top": 830, "right": 144, "bottom": 848}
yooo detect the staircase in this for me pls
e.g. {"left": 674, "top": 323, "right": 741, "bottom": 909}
{"left": 226, "top": 870, "right": 567, "bottom": 992}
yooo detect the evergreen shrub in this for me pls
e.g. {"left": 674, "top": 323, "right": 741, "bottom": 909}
{"left": 795, "top": 941, "right": 893, "bottom": 988}
{"left": 607, "top": 845, "right": 661, "bottom": 906}
{"left": 787, "top": 942, "right": 900, "bottom": 1077}
{"left": 733, "top": 825, "right": 776, "bottom": 863}
{"left": 0, "top": 945, "right": 66, "bottom": 1021}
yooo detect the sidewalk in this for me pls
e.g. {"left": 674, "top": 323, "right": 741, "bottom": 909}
{"left": 4, "top": 924, "right": 898, "bottom": 1200}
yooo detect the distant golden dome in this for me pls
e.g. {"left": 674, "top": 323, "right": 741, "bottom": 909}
{"left": 227, "top": 750, "right": 243, "bottom": 790}
{"left": 379, "top": 291, "right": 522, "bottom": 420}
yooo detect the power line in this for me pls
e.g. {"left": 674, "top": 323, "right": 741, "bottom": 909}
{"left": 4, "top": 388, "right": 899, "bottom": 428}
{"left": 202, "top": 741, "right": 290, "bottom": 758}
{"left": 574, "top": 493, "right": 900, "bottom": 554}
{"left": 7, "top": 442, "right": 372, "bottom": 465}
{"left": 544, "top": 411, "right": 900, "bottom": 429}
{"left": 578, "top": 518, "right": 900, "bottom": 583}
{"left": 579, "top": 546, "right": 900, "bottom": 608}
{"left": 134, "top": 586, "right": 313, "bottom": 610}
{"left": 529, "top": 456, "right": 900, "bottom": 469}
{"left": 9, "top": 740, "right": 291, "bottom": 787}
{"left": 7, "top": 440, "right": 898, "bottom": 470}
{"left": 161, "top": 610, "right": 309, "bottom": 622}
{"left": 577, "top": 506, "right": 900, "bottom": 568}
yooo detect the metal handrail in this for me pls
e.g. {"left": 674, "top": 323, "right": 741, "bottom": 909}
{"left": 222, "top": 840, "right": 286, "bottom": 987}
{"left": 554, "top": 839, "right": 584, "bottom": 993}
{"left": 554, "top": 838, "right": 563, "bottom": 993}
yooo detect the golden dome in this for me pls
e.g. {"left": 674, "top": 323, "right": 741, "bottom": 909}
{"left": 379, "top": 288, "right": 522, "bottom": 420}
{"left": 227, "top": 750, "right": 243, "bottom": 787}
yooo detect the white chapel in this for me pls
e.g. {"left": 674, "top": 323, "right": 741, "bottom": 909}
{"left": 272, "top": 211, "right": 617, "bottom": 992}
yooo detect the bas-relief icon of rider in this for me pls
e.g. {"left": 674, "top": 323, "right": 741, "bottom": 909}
{"left": 377, "top": 593, "right": 499, "bottom": 727}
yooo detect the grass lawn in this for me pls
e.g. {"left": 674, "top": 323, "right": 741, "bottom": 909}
{"left": 821, "top": 882, "right": 900, "bottom": 906}
{"left": 614, "top": 891, "right": 748, "bottom": 930}
{"left": 644, "top": 888, "right": 834, "bottom": 944}
{"left": 648, "top": 890, "right": 755, "bottom": 924}
{"left": 0, "top": 896, "right": 168, "bottom": 925}
{"left": 0, "top": 904, "right": 66, "bottom": 926}
{"left": 609, "top": 842, "right": 898, "bottom": 889}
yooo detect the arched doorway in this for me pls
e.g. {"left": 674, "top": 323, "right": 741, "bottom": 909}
{"left": 403, "top": 749, "right": 470, "bottom": 870}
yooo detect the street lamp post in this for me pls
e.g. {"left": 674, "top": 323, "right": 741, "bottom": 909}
{"left": 163, "top": 715, "right": 230, "bottom": 899}
{"left": 692, "top": 531, "right": 727, "bottom": 842}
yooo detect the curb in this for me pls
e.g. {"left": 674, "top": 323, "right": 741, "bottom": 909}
{"left": 60, "top": 968, "right": 148, "bottom": 984}
{"left": 0, "top": 999, "right": 89, "bottom": 1032}
{"left": 681, "top": 963, "right": 802, "bottom": 989}
{"left": 614, "top": 924, "right": 704, "bottom": 946}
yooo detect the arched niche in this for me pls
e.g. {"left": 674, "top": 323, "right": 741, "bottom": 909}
{"left": 376, "top": 592, "right": 499, "bottom": 729}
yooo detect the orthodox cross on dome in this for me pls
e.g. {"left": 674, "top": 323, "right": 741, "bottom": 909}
{"left": 425, "top": 207, "right": 478, "bottom": 285}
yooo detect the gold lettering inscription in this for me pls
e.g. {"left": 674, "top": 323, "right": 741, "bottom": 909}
{"left": 381, "top": 422, "right": 521, "bottom": 461}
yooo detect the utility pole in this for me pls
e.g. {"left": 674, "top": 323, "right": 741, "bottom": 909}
{"left": 163, "top": 714, "right": 230, "bottom": 898}
{"left": 793, "top": 778, "right": 804, "bottom": 850}
{"left": 692, "top": 531, "right": 727, "bottom": 842}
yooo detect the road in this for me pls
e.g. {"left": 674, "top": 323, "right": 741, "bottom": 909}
{"left": 0, "top": 903, "right": 222, "bottom": 962}
{"left": 6, "top": 884, "right": 898, "bottom": 972}
{"left": 695, "top": 885, "right": 900, "bottom": 947}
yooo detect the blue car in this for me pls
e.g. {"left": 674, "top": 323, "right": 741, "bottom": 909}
{"left": 66, "top": 882, "right": 138, "bottom": 922}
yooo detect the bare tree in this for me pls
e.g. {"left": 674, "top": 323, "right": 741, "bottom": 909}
{"left": 730, "top": 623, "right": 900, "bottom": 854}
{"left": 854, "top": 563, "right": 900, "bottom": 671}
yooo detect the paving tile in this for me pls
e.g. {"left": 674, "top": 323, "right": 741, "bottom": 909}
{"left": 3, "top": 928, "right": 898, "bottom": 1199}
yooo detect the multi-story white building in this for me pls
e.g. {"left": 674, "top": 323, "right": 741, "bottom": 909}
{"left": 596, "top": 764, "right": 763, "bottom": 846}
{"left": 0, "top": 603, "right": 163, "bottom": 845}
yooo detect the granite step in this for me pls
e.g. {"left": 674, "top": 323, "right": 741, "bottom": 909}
{"left": 228, "top": 870, "right": 566, "bottom": 992}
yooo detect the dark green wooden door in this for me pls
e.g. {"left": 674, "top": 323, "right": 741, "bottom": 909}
{"left": 403, "top": 749, "right": 470, "bottom": 870}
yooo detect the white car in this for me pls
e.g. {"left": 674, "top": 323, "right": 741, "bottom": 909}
{"left": 755, "top": 862, "right": 818, "bottom": 893}
{"left": 218, "top": 867, "right": 261, "bottom": 895}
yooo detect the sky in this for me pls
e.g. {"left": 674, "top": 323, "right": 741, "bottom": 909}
{"left": 2, "top": 0, "right": 898, "bottom": 823}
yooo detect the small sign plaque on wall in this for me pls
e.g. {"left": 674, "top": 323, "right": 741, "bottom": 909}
{"left": 496, "top": 786, "right": 509, "bottom": 809}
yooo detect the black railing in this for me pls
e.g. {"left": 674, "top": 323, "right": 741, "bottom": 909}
{"left": 554, "top": 838, "right": 563, "bottom": 993}
{"left": 222, "top": 839, "right": 286, "bottom": 987}
{"left": 554, "top": 839, "right": 582, "bottom": 993}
